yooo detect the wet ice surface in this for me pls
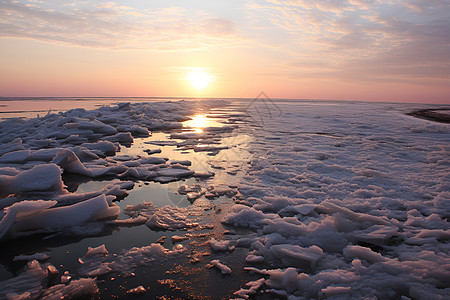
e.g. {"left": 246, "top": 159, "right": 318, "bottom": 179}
{"left": 0, "top": 98, "right": 449, "bottom": 299}
{"left": 0, "top": 99, "right": 254, "bottom": 299}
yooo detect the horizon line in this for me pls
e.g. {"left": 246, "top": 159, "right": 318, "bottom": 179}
{"left": 0, "top": 96, "right": 448, "bottom": 106}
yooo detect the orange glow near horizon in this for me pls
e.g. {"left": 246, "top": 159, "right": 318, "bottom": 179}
{"left": 0, "top": 1, "right": 449, "bottom": 104}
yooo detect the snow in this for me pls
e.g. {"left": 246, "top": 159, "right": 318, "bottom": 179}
{"left": 343, "top": 245, "right": 386, "bottom": 263}
{"left": 320, "top": 285, "right": 352, "bottom": 296}
{"left": 79, "top": 243, "right": 188, "bottom": 278}
{"left": 126, "top": 285, "right": 146, "bottom": 295}
{"left": 40, "top": 278, "right": 98, "bottom": 300}
{"left": 81, "top": 141, "right": 117, "bottom": 155}
{"left": 0, "top": 260, "right": 46, "bottom": 300}
{"left": 209, "top": 238, "right": 234, "bottom": 252}
{"left": 107, "top": 215, "right": 148, "bottom": 226}
{"left": 227, "top": 101, "right": 450, "bottom": 299}
{"left": 13, "top": 252, "right": 51, "bottom": 262}
{"left": 0, "top": 99, "right": 449, "bottom": 299}
{"left": 222, "top": 205, "right": 276, "bottom": 229}
{"left": 155, "top": 168, "right": 194, "bottom": 178}
{"left": 116, "top": 125, "right": 149, "bottom": 137}
{"left": 8, "top": 164, "right": 63, "bottom": 195}
{"left": 169, "top": 160, "right": 191, "bottom": 166}
{"left": 86, "top": 244, "right": 108, "bottom": 256}
{"left": 233, "top": 278, "right": 265, "bottom": 299}
{"left": 104, "top": 132, "right": 133, "bottom": 145}
{"left": 265, "top": 244, "right": 324, "bottom": 268}
{"left": 0, "top": 150, "right": 31, "bottom": 163}
{"left": 6, "top": 200, "right": 58, "bottom": 218}
{"left": 145, "top": 204, "right": 199, "bottom": 230}
{"left": 208, "top": 260, "right": 232, "bottom": 275}
{"left": 171, "top": 235, "right": 188, "bottom": 243}
{"left": 11, "top": 194, "right": 119, "bottom": 233}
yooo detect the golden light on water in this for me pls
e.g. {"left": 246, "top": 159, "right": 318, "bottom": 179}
{"left": 183, "top": 113, "right": 223, "bottom": 133}
{"left": 187, "top": 70, "right": 211, "bottom": 90}
{"left": 191, "top": 114, "right": 207, "bottom": 133}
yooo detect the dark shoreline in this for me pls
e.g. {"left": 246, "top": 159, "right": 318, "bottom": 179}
{"left": 407, "top": 108, "right": 450, "bottom": 124}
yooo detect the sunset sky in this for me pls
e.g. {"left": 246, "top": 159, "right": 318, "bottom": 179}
{"left": 1, "top": 0, "right": 449, "bottom": 103}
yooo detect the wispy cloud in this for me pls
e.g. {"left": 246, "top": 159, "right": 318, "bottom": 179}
{"left": 1, "top": 0, "right": 449, "bottom": 99}
{"left": 0, "top": 0, "right": 240, "bottom": 50}
{"left": 245, "top": 0, "right": 450, "bottom": 82}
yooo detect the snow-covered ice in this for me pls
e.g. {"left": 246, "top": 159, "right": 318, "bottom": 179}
{"left": 209, "top": 237, "right": 235, "bottom": 252}
{"left": 0, "top": 99, "right": 448, "bottom": 299}
{"left": 224, "top": 100, "right": 450, "bottom": 299}
{"left": 208, "top": 259, "right": 232, "bottom": 275}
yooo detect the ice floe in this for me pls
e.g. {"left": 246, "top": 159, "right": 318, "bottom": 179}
{"left": 224, "top": 101, "right": 450, "bottom": 299}
{"left": 40, "top": 278, "right": 99, "bottom": 300}
{"left": 207, "top": 260, "right": 232, "bottom": 275}
{"left": 0, "top": 99, "right": 448, "bottom": 299}
{"left": 0, "top": 260, "right": 46, "bottom": 299}
{"left": 209, "top": 238, "right": 235, "bottom": 252}
{"left": 0, "top": 101, "right": 208, "bottom": 244}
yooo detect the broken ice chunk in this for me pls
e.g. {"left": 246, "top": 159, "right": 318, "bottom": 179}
{"left": 107, "top": 215, "right": 148, "bottom": 226}
{"left": 222, "top": 205, "right": 275, "bottom": 229}
{"left": 40, "top": 278, "right": 98, "bottom": 299}
{"left": 126, "top": 286, "right": 146, "bottom": 295}
{"left": 0, "top": 138, "right": 24, "bottom": 157}
{"left": 13, "top": 194, "right": 119, "bottom": 232}
{"left": 233, "top": 278, "right": 265, "bottom": 299}
{"left": 268, "top": 244, "right": 324, "bottom": 268}
{"left": 104, "top": 132, "right": 133, "bottom": 145}
{"left": 207, "top": 260, "right": 232, "bottom": 275}
{"left": 156, "top": 168, "right": 194, "bottom": 178}
{"left": 13, "top": 252, "right": 51, "bottom": 262}
{"left": 194, "top": 171, "right": 215, "bottom": 178}
{"left": 209, "top": 238, "right": 234, "bottom": 252}
{"left": 6, "top": 200, "right": 58, "bottom": 218}
{"left": 7, "top": 164, "right": 63, "bottom": 195}
{"left": 86, "top": 244, "right": 108, "bottom": 256}
{"left": 171, "top": 235, "right": 188, "bottom": 243}
{"left": 321, "top": 286, "right": 352, "bottom": 296}
{"left": 169, "top": 160, "right": 192, "bottom": 166}
{"left": 47, "top": 265, "right": 59, "bottom": 275}
{"left": 0, "top": 150, "right": 31, "bottom": 163}
{"left": 81, "top": 141, "right": 118, "bottom": 156}
{"left": 116, "top": 125, "right": 149, "bottom": 137}
{"left": 343, "top": 245, "right": 386, "bottom": 263}
{"left": 0, "top": 260, "right": 46, "bottom": 300}
{"left": 143, "top": 148, "right": 161, "bottom": 155}
{"left": 348, "top": 225, "right": 399, "bottom": 246}
{"left": 138, "top": 157, "right": 167, "bottom": 165}
{"left": 245, "top": 254, "right": 264, "bottom": 264}
{"left": 60, "top": 271, "right": 72, "bottom": 284}
{"left": 145, "top": 205, "right": 198, "bottom": 230}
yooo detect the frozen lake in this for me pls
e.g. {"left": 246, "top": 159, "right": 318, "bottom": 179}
{"left": 0, "top": 98, "right": 449, "bottom": 299}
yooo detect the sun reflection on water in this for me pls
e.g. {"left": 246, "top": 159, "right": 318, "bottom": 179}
{"left": 184, "top": 114, "right": 208, "bottom": 133}
{"left": 193, "top": 115, "right": 206, "bottom": 133}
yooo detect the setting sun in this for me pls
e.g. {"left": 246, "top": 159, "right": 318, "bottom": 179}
{"left": 187, "top": 69, "right": 211, "bottom": 90}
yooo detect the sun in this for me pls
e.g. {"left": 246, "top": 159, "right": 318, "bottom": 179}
{"left": 187, "top": 70, "right": 211, "bottom": 90}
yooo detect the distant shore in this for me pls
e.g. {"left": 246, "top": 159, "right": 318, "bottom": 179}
{"left": 407, "top": 108, "right": 450, "bottom": 124}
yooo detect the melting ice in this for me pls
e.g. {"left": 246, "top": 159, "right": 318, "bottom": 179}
{"left": 0, "top": 99, "right": 449, "bottom": 299}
